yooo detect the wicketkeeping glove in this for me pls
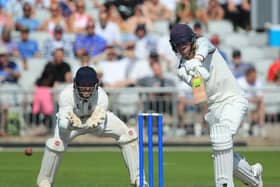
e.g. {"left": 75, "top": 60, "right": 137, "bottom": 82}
{"left": 66, "top": 112, "right": 84, "bottom": 129}
{"left": 85, "top": 105, "right": 106, "bottom": 128}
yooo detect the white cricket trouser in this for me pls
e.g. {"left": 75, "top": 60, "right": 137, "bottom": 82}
{"left": 37, "top": 111, "right": 139, "bottom": 186}
{"left": 205, "top": 96, "right": 261, "bottom": 187}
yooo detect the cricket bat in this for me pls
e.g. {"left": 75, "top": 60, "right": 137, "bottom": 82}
{"left": 191, "top": 76, "right": 207, "bottom": 104}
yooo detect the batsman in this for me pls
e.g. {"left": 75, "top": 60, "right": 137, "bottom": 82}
{"left": 169, "top": 24, "right": 263, "bottom": 187}
{"left": 37, "top": 67, "right": 147, "bottom": 187}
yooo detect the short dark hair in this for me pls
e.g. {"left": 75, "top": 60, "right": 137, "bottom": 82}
{"left": 232, "top": 49, "right": 241, "bottom": 58}
{"left": 245, "top": 65, "right": 256, "bottom": 76}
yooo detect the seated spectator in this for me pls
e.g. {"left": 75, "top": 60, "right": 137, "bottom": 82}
{"left": 17, "top": 27, "right": 40, "bottom": 59}
{"left": 59, "top": 0, "right": 75, "bottom": 18}
{"left": 210, "top": 34, "right": 229, "bottom": 63}
{"left": 95, "top": 10, "right": 121, "bottom": 46}
{"left": 0, "top": 46, "right": 21, "bottom": 137}
{"left": 0, "top": 3, "right": 14, "bottom": 30}
{"left": 175, "top": 0, "right": 194, "bottom": 23}
{"left": 136, "top": 60, "right": 175, "bottom": 113}
{"left": 6, "top": 0, "right": 24, "bottom": 19}
{"left": 98, "top": 46, "right": 127, "bottom": 86}
{"left": 0, "top": 27, "right": 19, "bottom": 57}
{"left": 134, "top": 24, "right": 157, "bottom": 60}
{"left": 207, "top": 0, "right": 224, "bottom": 20}
{"left": 230, "top": 49, "right": 251, "bottom": 79}
{"left": 74, "top": 19, "right": 107, "bottom": 58}
{"left": 237, "top": 66, "right": 265, "bottom": 136}
{"left": 42, "top": 48, "right": 72, "bottom": 85}
{"left": 42, "top": 3, "right": 69, "bottom": 34}
{"left": 15, "top": 2, "right": 40, "bottom": 32}
{"left": 221, "top": 0, "right": 251, "bottom": 30}
{"left": 123, "top": 42, "right": 152, "bottom": 80}
{"left": 0, "top": 46, "right": 21, "bottom": 83}
{"left": 69, "top": 0, "right": 91, "bottom": 33}
{"left": 267, "top": 53, "right": 280, "bottom": 83}
{"left": 72, "top": 51, "right": 95, "bottom": 75}
{"left": 143, "top": 0, "right": 172, "bottom": 22}
{"left": 106, "top": 4, "right": 127, "bottom": 33}
{"left": 42, "top": 24, "right": 73, "bottom": 60}
{"left": 125, "top": 5, "right": 153, "bottom": 33}
{"left": 193, "top": 22, "right": 203, "bottom": 38}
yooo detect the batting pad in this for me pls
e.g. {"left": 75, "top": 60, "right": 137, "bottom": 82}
{"left": 37, "top": 148, "right": 62, "bottom": 186}
{"left": 233, "top": 153, "right": 260, "bottom": 186}
{"left": 210, "top": 123, "right": 234, "bottom": 187}
{"left": 120, "top": 139, "right": 140, "bottom": 185}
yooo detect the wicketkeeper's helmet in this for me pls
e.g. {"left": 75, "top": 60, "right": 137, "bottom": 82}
{"left": 74, "top": 66, "right": 99, "bottom": 100}
{"left": 169, "top": 23, "right": 196, "bottom": 53}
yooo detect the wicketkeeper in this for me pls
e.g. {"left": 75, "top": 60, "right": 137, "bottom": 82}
{"left": 37, "top": 67, "right": 147, "bottom": 187}
{"left": 169, "top": 23, "right": 263, "bottom": 187}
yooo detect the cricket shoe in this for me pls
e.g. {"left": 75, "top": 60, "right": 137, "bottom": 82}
{"left": 38, "top": 179, "right": 51, "bottom": 187}
{"left": 251, "top": 163, "right": 263, "bottom": 187}
{"left": 135, "top": 177, "right": 149, "bottom": 187}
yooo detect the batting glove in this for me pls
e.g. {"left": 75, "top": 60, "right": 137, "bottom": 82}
{"left": 85, "top": 105, "right": 106, "bottom": 128}
{"left": 185, "top": 59, "right": 210, "bottom": 80}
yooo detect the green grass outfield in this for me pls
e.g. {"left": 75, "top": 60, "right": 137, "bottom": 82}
{"left": 0, "top": 148, "right": 279, "bottom": 187}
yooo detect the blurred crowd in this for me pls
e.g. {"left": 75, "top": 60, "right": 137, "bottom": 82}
{"left": 0, "top": 0, "right": 279, "bottom": 137}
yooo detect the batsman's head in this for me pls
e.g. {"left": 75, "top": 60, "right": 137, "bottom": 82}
{"left": 74, "top": 66, "right": 99, "bottom": 100}
{"left": 169, "top": 23, "right": 196, "bottom": 59}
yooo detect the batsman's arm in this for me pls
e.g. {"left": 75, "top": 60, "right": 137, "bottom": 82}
{"left": 194, "top": 37, "right": 216, "bottom": 62}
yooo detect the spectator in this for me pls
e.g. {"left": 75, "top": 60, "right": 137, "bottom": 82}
{"left": 230, "top": 49, "right": 251, "bottom": 79}
{"left": 98, "top": 46, "right": 127, "bottom": 86}
{"left": 267, "top": 53, "right": 280, "bottom": 83}
{"left": 106, "top": 4, "right": 127, "bottom": 33}
{"left": 221, "top": 0, "right": 251, "bottom": 31}
{"left": 15, "top": 2, "right": 40, "bottom": 32}
{"left": 105, "top": 0, "right": 141, "bottom": 20}
{"left": 0, "top": 46, "right": 21, "bottom": 83}
{"left": 0, "top": 44, "right": 20, "bottom": 137}
{"left": 175, "top": 0, "right": 194, "bottom": 23}
{"left": 72, "top": 51, "right": 95, "bottom": 75}
{"left": 69, "top": 0, "right": 91, "bottom": 33}
{"left": 143, "top": 0, "right": 172, "bottom": 22}
{"left": 123, "top": 42, "right": 152, "bottom": 80}
{"left": 125, "top": 5, "right": 153, "bottom": 33}
{"left": 42, "top": 48, "right": 72, "bottom": 85}
{"left": 74, "top": 19, "right": 107, "bottom": 58}
{"left": 193, "top": 22, "right": 203, "bottom": 38}
{"left": 210, "top": 34, "right": 229, "bottom": 63}
{"left": 0, "top": 27, "right": 19, "bottom": 57}
{"left": 237, "top": 66, "right": 265, "bottom": 136}
{"left": 207, "top": 0, "right": 224, "bottom": 20}
{"left": 17, "top": 27, "right": 40, "bottom": 59}
{"left": 134, "top": 24, "right": 157, "bottom": 60}
{"left": 42, "top": 24, "right": 73, "bottom": 60}
{"left": 0, "top": 3, "right": 14, "bottom": 30}
{"left": 32, "top": 62, "right": 56, "bottom": 130}
{"left": 95, "top": 10, "right": 121, "bottom": 46}
{"left": 6, "top": 0, "right": 24, "bottom": 19}
{"left": 137, "top": 59, "right": 175, "bottom": 113}
{"left": 42, "top": 3, "right": 68, "bottom": 34}
{"left": 59, "top": 0, "right": 75, "bottom": 18}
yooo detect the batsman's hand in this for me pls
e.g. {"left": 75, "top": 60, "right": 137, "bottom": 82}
{"left": 85, "top": 105, "right": 106, "bottom": 128}
{"left": 185, "top": 59, "right": 210, "bottom": 80}
{"left": 177, "top": 65, "right": 193, "bottom": 85}
{"left": 66, "top": 112, "right": 84, "bottom": 128}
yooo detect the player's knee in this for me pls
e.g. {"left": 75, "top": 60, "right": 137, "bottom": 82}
{"left": 46, "top": 137, "right": 67, "bottom": 153}
{"left": 118, "top": 128, "right": 138, "bottom": 145}
{"left": 210, "top": 123, "right": 233, "bottom": 151}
